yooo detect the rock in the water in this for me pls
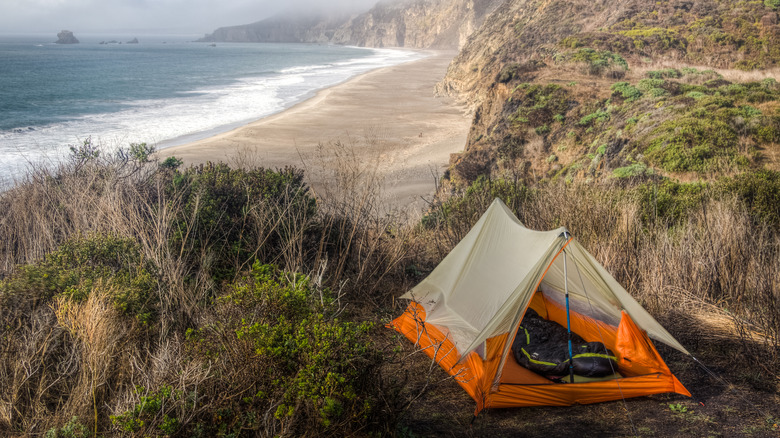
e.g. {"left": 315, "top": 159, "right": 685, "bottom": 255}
{"left": 55, "top": 30, "right": 79, "bottom": 44}
{"left": 127, "top": 37, "right": 139, "bottom": 44}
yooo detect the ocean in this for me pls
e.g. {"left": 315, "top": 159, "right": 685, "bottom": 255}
{"left": 0, "top": 34, "right": 423, "bottom": 184}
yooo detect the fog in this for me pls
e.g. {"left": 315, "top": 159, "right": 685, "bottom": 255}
{"left": 0, "top": 0, "right": 381, "bottom": 35}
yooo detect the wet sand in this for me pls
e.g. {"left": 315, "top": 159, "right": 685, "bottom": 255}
{"left": 160, "top": 51, "right": 470, "bottom": 212}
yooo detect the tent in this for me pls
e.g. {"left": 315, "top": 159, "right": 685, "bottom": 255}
{"left": 390, "top": 198, "right": 690, "bottom": 413}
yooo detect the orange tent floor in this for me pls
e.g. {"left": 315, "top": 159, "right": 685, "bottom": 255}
{"left": 390, "top": 298, "right": 690, "bottom": 414}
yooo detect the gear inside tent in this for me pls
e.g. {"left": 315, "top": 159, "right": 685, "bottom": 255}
{"left": 390, "top": 198, "right": 690, "bottom": 413}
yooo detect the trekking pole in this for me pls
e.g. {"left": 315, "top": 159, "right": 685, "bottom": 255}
{"left": 563, "top": 234, "right": 575, "bottom": 383}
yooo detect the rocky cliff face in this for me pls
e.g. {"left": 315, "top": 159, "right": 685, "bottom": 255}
{"left": 438, "top": 0, "right": 636, "bottom": 104}
{"left": 200, "top": 0, "right": 503, "bottom": 50}
{"left": 55, "top": 30, "right": 79, "bottom": 44}
{"left": 437, "top": 0, "right": 780, "bottom": 187}
{"left": 203, "top": 0, "right": 780, "bottom": 187}
{"left": 331, "top": 0, "right": 504, "bottom": 49}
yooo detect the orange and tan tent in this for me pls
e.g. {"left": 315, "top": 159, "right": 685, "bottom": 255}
{"left": 390, "top": 198, "right": 690, "bottom": 414}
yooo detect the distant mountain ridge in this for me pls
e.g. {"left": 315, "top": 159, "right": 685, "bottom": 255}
{"left": 198, "top": 0, "right": 504, "bottom": 49}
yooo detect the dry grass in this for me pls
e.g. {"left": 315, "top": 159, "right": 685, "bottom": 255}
{"left": 0, "top": 143, "right": 777, "bottom": 435}
{"left": 0, "top": 141, "right": 418, "bottom": 435}
{"left": 53, "top": 287, "right": 137, "bottom": 436}
{"left": 426, "top": 180, "right": 780, "bottom": 381}
{"left": 632, "top": 59, "right": 780, "bottom": 84}
{"left": 299, "top": 135, "right": 420, "bottom": 302}
{"left": 0, "top": 305, "right": 67, "bottom": 432}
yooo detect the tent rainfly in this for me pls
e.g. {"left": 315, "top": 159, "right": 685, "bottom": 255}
{"left": 390, "top": 198, "right": 690, "bottom": 414}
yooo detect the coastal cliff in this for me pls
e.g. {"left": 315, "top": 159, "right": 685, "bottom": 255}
{"left": 199, "top": 0, "right": 503, "bottom": 49}
{"left": 436, "top": 0, "right": 780, "bottom": 186}
{"left": 329, "top": 0, "right": 503, "bottom": 49}
{"left": 200, "top": 0, "right": 780, "bottom": 186}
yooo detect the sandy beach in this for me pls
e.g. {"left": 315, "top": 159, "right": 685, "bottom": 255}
{"left": 160, "top": 52, "right": 470, "bottom": 212}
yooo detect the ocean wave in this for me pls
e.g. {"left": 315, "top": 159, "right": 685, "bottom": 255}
{"left": 0, "top": 45, "right": 426, "bottom": 179}
{"left": 280, "top": 63, "right": 334, "bottom": 74}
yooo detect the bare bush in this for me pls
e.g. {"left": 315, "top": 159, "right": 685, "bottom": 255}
{"left": 425, "top": 179, "right": 780, "bottom": 380}
{"left": 303, "top": 135, "right": 417, "bottom": 301}
{"left": 53, "top": 287, "right": 138, "bottom": 436}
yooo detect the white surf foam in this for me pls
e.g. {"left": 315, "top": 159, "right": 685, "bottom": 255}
{"left": 0, "top": 47, "right": 425, "bottom": 182}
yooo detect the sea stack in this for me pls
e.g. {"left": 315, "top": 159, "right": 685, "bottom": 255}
{"left": 127, "top": 37, "right": 139, "bottom": 44}
{"left": 55, "top": 30, "right": 79, "bottom": 44}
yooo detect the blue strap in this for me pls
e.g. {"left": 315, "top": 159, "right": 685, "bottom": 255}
{"left": 563, "top": 238, "right": 575, "bottom": 382}
{"left": 566, "top": 291, "right": 574, "bottom": 380}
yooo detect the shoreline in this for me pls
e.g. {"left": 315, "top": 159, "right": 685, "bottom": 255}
{"left": 157, "top": 45, "right": 427, "bottom": 150}
{"left": 160, "top": 51, "right": 470, "bottom": 213}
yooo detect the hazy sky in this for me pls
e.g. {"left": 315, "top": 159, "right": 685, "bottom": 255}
{"left": 0, "top": 0, "right": 379, "bottom": 35}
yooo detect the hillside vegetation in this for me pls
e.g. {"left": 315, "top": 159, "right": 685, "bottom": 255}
{"left": 440, "top": 0, "right": 780, "bottom": 186}
{"left": 2, "top": 0, "right": 780, "bottom": 436}
{"left": 1, "top": 139, "right": 778, "bottom": 436}
{"left": 0, "top": 143, "right": 417, "bottom": 436}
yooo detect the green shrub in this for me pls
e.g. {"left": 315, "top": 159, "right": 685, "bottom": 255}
{"left": 159, "top": 156, "right": 183, "bottom": 170}
{"left": 421, "top": 176, "right": 528, "bottom": 229}
{"left": 508, "top": 84, "right": 569, "bottom": 129}
{"left": 734, "top": 59, "right": 763, "bottom": 71}
{"left": 637, "top": 78, "right": 665, "bottom": 92}
{"left": 647, "top": 69, "right": 680, "bottom": 79}
{"left": 68, "top": 137, "right": 100, "bottom": 163}
{"left": 498, "top": 64, "right": 518, "bottom": 83}
{"left": 696, "top": 95, "right": 735, "bottom": 109}
{"left": 45, "top": 417, "right": 90, "bottom": 438}
{"left": 686, "top": 91, "right": 706, "bottom": 99}
{"left": 111, "top": 385, "right": 180, "bottom": 434}
{"left": 1, "top": 234, "right": 158, "bottom": 324}
{"left": 645, "top": 117, "right": 740, "bottom": 173}
{"left": 611, "top": 162, "right": 653, "bottom": 179}
{"left": 611, "top": 82, "right": 643, "bottom": 101}
{"left": 127, "top": 142, "right": 155, "bottom": 163}
{"left": 634, "top": 179, "right": 707, "bottom": 224}
{"left": 755, "top": 116, "right": 780, "bottom": 143}
{"left": 647, "top": 87, "right": 668, "bottom": 97}
{"left": 631, "top": 172, "right": 780, "bottom": 226}
{"left": 617, "top": 27, "right": 684, "bottom": 52}
{"left": 579, "top": 109, "right": 610, "bottom": 126}
{"left": 761, "top": 77, "right": 778, "bottom": 89}
{"left": 717, "top": 170, "right": 780, "bottom": 226}
{"left": 535, "top": 124, "right": 551, "bottom": 135}
{"left": 166, "top": 163, "right": 316, "bottom": 282}
{"left": 556, "top": 48, "right": 628, "bottom": 75}
{"left": 162, "top": 262, "right": 383, "bottom": 435}
{"left": 740, "top": 104, "right": 762, "bottom": 118}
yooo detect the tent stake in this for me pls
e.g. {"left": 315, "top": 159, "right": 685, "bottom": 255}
{"left": 563, "top": 242, "right": 575, "bottom": 383}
